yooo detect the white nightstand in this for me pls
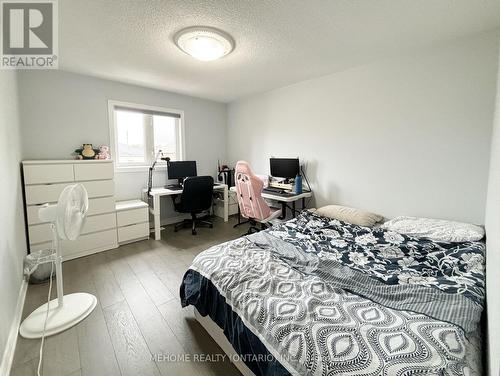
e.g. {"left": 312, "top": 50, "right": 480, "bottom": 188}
{"left": 116, "top": 200, "right": 149, "bottom": 245}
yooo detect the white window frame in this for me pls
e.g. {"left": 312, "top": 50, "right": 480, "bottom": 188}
{"left": 108, "top": 100, "right": 185, "bottom": 172}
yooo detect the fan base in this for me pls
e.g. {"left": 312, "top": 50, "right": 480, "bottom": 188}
{"left": 20, "top": 292, "right": 97, "bottom": 339}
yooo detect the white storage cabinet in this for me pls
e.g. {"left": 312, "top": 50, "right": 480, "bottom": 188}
{"left": 116, "top": 200, "right": 149, "bottom": 244}
{"left": 215, "top": 189, "right": 238, "bottom": 218}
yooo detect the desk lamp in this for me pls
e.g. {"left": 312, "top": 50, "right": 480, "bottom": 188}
{"left": 148, "top": 150, "right": 170, "bottom": 195}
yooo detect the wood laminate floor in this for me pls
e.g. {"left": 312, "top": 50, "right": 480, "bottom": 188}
{"left": 11, "top": 216, "right": 246, "bottom": 376}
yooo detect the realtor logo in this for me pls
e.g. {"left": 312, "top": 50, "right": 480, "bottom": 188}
{"left": 1, "top": 0, "right": 58, "bottom": 69}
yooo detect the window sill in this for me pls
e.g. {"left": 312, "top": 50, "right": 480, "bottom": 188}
{"left": 115, "top": 165, "right": 167, "bottom": 174}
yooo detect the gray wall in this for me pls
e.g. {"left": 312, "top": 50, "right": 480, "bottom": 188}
{"left": 227, "top": 31, "right": 499, "bottom": 224}
{"left": 0, "top": 71, "right": 26, "bottom": 365}
{"left": 485, "top": 36, "right": 500, "bottom": 376}
{"left": 17, "top": 70, "right": 227, "bottom": 219}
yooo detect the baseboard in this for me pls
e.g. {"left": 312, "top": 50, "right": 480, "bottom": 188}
{"left": 0, "top": 279, "right": 28, "bottom": 376}
{"left": 118, "top": 236, "right": 149, "bottom": 246}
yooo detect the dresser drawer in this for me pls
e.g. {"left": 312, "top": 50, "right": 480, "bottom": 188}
{"left": 29, "top": 213, "right": 117, "bottom": 245}
{"left": 28, "top": 223, "right": 52, "bottom": 245}
{"left": 24, "top": 164, "right": 74, "bottom": 185}
{"left": 81, "top": 213, "right": 116, "bottom": 234}
{"left": 117, "top": 207, "right": 148, "bottom": 227}
{"left": 82, "top": 180, "right": 115, "bottom": 198}
{"left": 27, "top": 196, "right": 116, "bottom": 225}
{"left": 63, "top": 229, "right": 118, "bottom": 258}
{"left": 25, "top": 180, "right": 114, "bottom": 205}
{"left": 74, "top": 163, "right": 113, "bottom": 181}
{"left": 118, "top": 223, "right": 149, "bottom": 244}
{"left": 26, "top": 205, "right": 46, "bottom": 225}
{"left": 87, "top": 196, "right": 116, "bottom": 216}
{"left": 30, "top": 229, "right": 118, "bottom": 260}
{"left": 25, "top": 183, "right": 70, "bottom": 205}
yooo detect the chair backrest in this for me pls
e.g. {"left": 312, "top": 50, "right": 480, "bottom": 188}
{"left": 180, "top": 176, "right": 214, "bottom": 213}
{"left": 235, "top": 161, "right": 271, "bottom": 221}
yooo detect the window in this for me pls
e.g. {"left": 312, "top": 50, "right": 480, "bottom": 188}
{"left": 108, "top": 101, "right": 184, "bottom": 169}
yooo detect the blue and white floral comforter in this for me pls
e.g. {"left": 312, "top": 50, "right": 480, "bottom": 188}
{"left": 269, "top": 211, "right": 485, "bottom": 306}
{"left": 182, "top": 210, "right": 485, "bottom": 375}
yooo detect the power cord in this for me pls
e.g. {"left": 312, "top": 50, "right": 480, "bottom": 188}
{"left": 37, "top": 260, "right": 54, "bottom": 376}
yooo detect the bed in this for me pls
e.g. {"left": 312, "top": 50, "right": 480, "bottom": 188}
{"left": 180, "top": 210, "right": 485, "bottom": 375}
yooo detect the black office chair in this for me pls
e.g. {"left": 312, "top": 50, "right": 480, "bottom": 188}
{"left": 173, "top": 176, "right": 214, "bottom": 235}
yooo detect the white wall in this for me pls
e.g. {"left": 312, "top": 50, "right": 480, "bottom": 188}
{"left": 0, "top": 71, "right": 27, "bottom": 368}
{"left": 227, "top": 31, "right": 499, "bottom": 224}
{"left": 17, "top": 70, "right": 227, "bottom": 220}
{"left": 485, "top": 36, "right": 500, "bottom": 376}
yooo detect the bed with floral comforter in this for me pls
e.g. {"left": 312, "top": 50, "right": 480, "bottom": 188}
{"left": 180, "top": 210, "right": 485, "bottom": 375}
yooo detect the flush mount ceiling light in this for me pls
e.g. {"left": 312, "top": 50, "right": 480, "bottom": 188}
{"left": 174, "top": 26, "right": 235, "bottom": 61}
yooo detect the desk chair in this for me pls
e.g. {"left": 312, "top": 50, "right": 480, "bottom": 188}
{"left": 235, "top": 161, "right": 281, "bottom": 234}
{"left": 173, "top": 176, "right": 214, "bottom": 235}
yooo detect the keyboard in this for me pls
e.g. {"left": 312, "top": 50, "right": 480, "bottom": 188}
{"left": 274, "top": 191, "right": 294, "bottom": 197}
{"left": 165, "top": 184, "right": 182, "bottom": 190}
{"left": 262, "top": 187, "right": 295, "bottom": 197}
{"left": 263, "top": 187, "right": 284, "bottom": 194}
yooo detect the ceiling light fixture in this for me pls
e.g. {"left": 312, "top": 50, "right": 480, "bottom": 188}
{"left": 174, "top": 26, "right": 235, "bottom": 61}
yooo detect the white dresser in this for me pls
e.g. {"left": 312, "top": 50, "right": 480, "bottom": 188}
{"left": 22, "top": 160, "right": 118, "bottom": 261}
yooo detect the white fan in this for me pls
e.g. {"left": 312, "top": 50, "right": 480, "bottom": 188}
{"left": 20, "top": 184, "right": 97, "bottom": 339}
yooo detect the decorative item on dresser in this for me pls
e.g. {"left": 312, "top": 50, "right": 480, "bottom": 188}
{"left": 74, "top": 144, "right": 100, "bottom": 160}
{"left": 22, "top": 160, "right": 118, "bottom": 261}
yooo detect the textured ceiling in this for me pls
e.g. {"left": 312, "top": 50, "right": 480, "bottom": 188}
{"left": 59, "top": 0, "right": 500, "bottom": 102}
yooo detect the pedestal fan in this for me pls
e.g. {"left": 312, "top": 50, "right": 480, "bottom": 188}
{"left": 20, "top": 184, "right": 97, "bottom": 339}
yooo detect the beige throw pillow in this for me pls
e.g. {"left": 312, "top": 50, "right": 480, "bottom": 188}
{"left": 315, "top": 205, "right": 383, "bottom": 227}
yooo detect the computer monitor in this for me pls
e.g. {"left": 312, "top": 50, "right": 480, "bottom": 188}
{"left": 167, "top": 161, "right": 197, "bottom": 184}
{"left": 270, "top": 158, "right": 300, "bottom": 179}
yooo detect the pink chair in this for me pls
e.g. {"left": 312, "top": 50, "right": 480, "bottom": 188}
{"left": 235, "top": 161, "right": 282, "bottom": 234}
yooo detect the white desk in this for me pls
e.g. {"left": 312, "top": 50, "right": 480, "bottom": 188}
{"left": 144, "top": 184, "right": 228, "bottom": 240}
{"left": 230, "top": 187, "right": 312, "bottom": 219}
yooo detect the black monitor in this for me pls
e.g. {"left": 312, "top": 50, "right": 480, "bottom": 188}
{"left": 270, "top": 158, "right": 300, "bottom": 179}
{"left": 168, "top": 161, "right": 197, "bottom": 183}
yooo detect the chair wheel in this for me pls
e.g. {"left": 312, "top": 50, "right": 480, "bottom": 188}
{"left": 192, "top": 229, "right": 197, "bottom": 235}
{"left": 174, "top": 228, "right": 178, "bottom": 232}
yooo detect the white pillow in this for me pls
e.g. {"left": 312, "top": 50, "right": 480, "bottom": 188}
{"left": 315, "top": 205, "right": 383, "bottom": 227}
{"left": 380, "top": 216, "right": 484, "bottom": 242}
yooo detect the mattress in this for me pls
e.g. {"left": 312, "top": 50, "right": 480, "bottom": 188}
{"left": 180, "top": 210, "right": 485, "bottom": 375}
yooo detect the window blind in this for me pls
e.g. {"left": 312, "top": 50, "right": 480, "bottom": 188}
{"left": 113, "top": 106, "right": 181, "bottom": 118}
